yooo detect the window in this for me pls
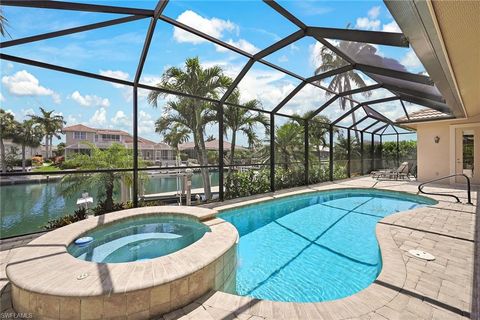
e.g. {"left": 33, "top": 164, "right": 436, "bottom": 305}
{"left": 74, "top": 132, "right": 86, "bottom": 140}
{"left": 101, "top": 134, "right": 120, "bottom": 141}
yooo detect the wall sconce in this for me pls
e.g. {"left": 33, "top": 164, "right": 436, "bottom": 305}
{"left": 434, "top": 136, "right": 440, "bottom": 143}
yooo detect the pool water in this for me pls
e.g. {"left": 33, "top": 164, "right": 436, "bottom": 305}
{"left": 68, "top": 215, "right": 210, "bottom": 263}
{"left": 219, "top": 189, "right": 436, "bottom": 302}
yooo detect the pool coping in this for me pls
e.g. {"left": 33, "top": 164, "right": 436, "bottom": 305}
{"left": 193, "top": 185, "right": 440, "bottom": 319}
{"left": 6, "top": 206, "right": 238, "bottom": 297}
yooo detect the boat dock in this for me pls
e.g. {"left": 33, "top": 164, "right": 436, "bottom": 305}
{"left": 141, "top": 186, "right": 220, "bottom": 202}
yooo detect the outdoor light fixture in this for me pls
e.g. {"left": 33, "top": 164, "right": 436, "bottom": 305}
{"left": 434, "top": 136, "right": 440, "bottom": 143}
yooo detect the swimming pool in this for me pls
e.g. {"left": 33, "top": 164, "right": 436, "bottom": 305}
{"left": 219, "top": 188, "right": 436, "bottom": 303}
{"left": 68, "top": 215, "right": 210, "bottom": 263}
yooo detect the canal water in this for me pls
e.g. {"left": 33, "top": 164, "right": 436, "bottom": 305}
{"left": 0, "top": 172, "right": 219, "bottom": 238}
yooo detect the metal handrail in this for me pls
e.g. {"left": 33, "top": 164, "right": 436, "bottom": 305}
{"left": 418, "top": 173, "right": 473, "bottom": 205}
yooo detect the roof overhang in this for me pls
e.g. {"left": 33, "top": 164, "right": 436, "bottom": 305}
{"left": 384, "top": 0, "right": 467, "bottom": 119}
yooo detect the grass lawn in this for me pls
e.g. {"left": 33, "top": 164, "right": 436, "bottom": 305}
{"left": 33, "top": 164, "right": 62, "bottom": 172}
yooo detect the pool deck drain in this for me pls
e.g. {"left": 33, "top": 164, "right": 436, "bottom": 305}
{"left": 1, "top": 176, "right": 477, "bottom": 320}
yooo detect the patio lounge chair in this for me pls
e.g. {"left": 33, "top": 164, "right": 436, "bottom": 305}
{"left": 371, "top": 162, "right": 409, "bottom": 180}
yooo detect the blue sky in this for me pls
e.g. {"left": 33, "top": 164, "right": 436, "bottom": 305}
{"left": 1, "top": 0, "right": 425, "bottom": 146}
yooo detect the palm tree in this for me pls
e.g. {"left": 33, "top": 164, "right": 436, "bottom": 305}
{"left": 315, "top": 42, "right": 371, "bottom": 137}
{"left": 160, "top": 123, "right": 189, "bottom": 159}
{"left": 0, "top": 8, "right": 10, "bottom": 38}
{"left": 148, "top": 57, "right": 231, "bottom": 200}
{"left": 275, "top": 121, "right": 304, "bottom": 170}
{"left": 61, "top": 143, "right": 145, "bottom": 212}
{"left": 0, "top": 109, "right": 18, "bottom": 172}
{"left": 334, "top": 134, "right": 361, "bottom": 160}
{"left": 223, "top": 89, "right": 269, "bottom": 171}
{"left": 301, "top": 111, "right": 332, "bottom": 163}
{"left": 12, "top": 119, "right": 43, "bottom": 171}
{"left": 29, "top": 107, "right": 65, "bottom": 160}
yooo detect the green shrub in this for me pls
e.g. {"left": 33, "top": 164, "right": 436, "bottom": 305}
{"left": 10, "top": 159, "right": 33, "bottom": 167}
{"left": 43, "top": 207, "right": 88, "bottom": 230}
{"left": 308, "top": 163, "right": 329, "bottom": 184}
{"left": 59, "top": 161, "right": 78, "bottom": 169}
{"left": 333, "top": 162, "right": 348, "bottom": 180}
{"left": 275, "top": 166, "right": 306, "bottom": 190}
{"left": 225, "top": 168, "right": 270, "bottom": 199}
{"left": 92, "top": 200, "right": 134, "bottom": 216}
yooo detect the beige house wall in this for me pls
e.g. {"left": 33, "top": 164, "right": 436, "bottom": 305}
{"left": 415, "top": 114, "right": 480, "bottom": 184}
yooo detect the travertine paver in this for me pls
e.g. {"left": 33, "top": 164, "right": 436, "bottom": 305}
{"left": 1, "top": 177, "right": 478, "bottom": 320}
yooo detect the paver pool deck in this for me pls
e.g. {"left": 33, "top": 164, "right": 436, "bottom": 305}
{"left": 1, "top": 176, "right": 478, "bottom": 319}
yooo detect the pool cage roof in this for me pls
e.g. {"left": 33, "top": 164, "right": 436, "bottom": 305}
{"left": 0, "top": 0, "right": 455, "bottom": 203}
{"left": 1, "top": 0, "right": 455, "bottom": 132}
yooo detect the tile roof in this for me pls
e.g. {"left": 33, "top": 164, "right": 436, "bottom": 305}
{"left": 62, "top": 124, "right": 97, "bottom": 133}
{"left": 63, "top": 124, "right": 172, "bottom": 149}
{"left": 63, "top": 124, "right": 129, "bottom": 135}
{"left": 396, "top": 108, "right": 451, "bottom": 122}
{"left": 179, "top": 139, "right": 244, "bottom": 151}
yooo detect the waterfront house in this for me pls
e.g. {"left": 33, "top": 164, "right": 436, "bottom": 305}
{"left": 63, "top": 124, "right": 175, "bottom": 165}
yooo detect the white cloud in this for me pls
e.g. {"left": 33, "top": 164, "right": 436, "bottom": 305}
{"left": 70, "top": 90, "right": 110, "bottom": 108}
{"left": 282, "top": 84, "right": 329, "bottom": 116}
{"left": 99, "top": 69, "right": 130, "bottom": 88}
{"left": 1, "top": 70, "right": 60, "bottom": 104}
{"left": 401, "top": 49, "right": 422, "bottom": 69}
{"left": 368, "top": 6, "right": 381, "bottom": 19}
{"left": 66, "top": 114, "right": 81, "bottom": 125}
{"left": 237, "top": 68, "right": 295, "bottom": 110}
{"left": 355, "top": 6, "right": 383, "bottom": 31}
{"left": 89, "top": 108, "right": 107, "bottom": 126}
{"left": 138, "top": 111, "right": 155, "bottom": 135}
{"left": 172, "top": 10, "right": 260, "bottom": 55}
{"left": 5, "top": 109, "right": 15, "bottom": 117}
{"left": 111, "top": 110, "right": 130, "bottom": 127}
{"left": 382, "top": 20, "right": 401, "bottom": 33}
{"left": 0, "top": 93, "right": 4, "bottom": 102}
{"left": 355, "top": 17, "right": 381, "bottom": 30}
{"left": 173, "top": 10, "right": 237, "bottom": 44}
{"left": 108, "top": 110, "right": 154, "bottom": 136}
{"left": 140, "top": 75, "right": 162, "bottom": 87}
{"left": 216, "top": 38, "right": 259, "bottom": 54}
{"left": 52, "top": 93, "right": 61, "bottom": 104}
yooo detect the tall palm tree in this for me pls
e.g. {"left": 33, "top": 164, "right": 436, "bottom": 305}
{"left": 223, "top": 89, "right": 269, "bottom": 171}
{"left": 12, "top": 119, "right": 43, "bottom": 171}
{"left": 0, "top": 109, "right": 19, "bottom": 172}
{"left": 315, "top": 42, "right": 372, "bottom": 137}
{"left": 148, "top": 57, "right": 231, "bottom": 200}
{"left": 29, "top": 107, "right": 65, "bottom": 160}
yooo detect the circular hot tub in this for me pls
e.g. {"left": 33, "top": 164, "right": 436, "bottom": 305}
{"left": 7, "top": 206, "right": 238, "bottom": 320}
{"left": 68, "top": 215, "right": 210, "bottom": 263}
